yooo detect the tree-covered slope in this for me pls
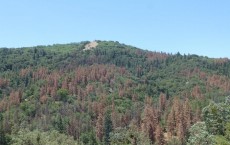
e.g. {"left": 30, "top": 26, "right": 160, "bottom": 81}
{"left": 0, "top": 41, "right": 229, "bottom": 144}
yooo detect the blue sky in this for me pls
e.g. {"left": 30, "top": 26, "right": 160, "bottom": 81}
{"left": 0, "top": 0, "right": 230, "bottom": 58}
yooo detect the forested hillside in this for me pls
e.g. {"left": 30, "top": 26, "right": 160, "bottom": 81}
{"left": 0, "top": 41, "right": 229, "bottom": 145}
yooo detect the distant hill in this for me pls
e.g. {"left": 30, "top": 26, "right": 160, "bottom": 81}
{"left": 0, "top": 41, "right": 229, "bottom": 144}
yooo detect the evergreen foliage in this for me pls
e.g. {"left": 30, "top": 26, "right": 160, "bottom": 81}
{"left": 0, "top": 41, "right": 230, "bottom": 144}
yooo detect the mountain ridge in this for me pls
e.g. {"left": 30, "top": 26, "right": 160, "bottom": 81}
{"left": 1, "top": 40, "right": 228, "bottom": 60}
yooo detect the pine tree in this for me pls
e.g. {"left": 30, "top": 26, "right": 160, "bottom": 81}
{"left": 173, "top": 97, "right": 182, "bottom": 131}
{"left": 156, "top": 124, "right": 165, "bottom": 145}
{"left": 177, "top": 121, "right": 185, "bottom": 144}
{"left": 104, "top": 111, "right": 113, "bottom": 145}
{"left": 141, "top": 105, "right": 158, "bottom": 144}
{"left": 167, "top": 109, "right": 175, "bottom": 137}
{"left": 55, "top": 115, "right": 65, "bottom": 134}
{"left": 183, "top": 98, "right": 192, "bottom": 131}
{"left": 96, "top": 113, "right": 104, "bottom": 142}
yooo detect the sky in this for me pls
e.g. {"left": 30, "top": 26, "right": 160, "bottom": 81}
{"left": 0, "top": 0, "right": 230, "bottom": 58}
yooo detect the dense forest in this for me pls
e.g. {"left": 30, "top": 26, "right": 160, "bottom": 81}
{"left": 0, "top": 41, "right": 229, "bottom": 145}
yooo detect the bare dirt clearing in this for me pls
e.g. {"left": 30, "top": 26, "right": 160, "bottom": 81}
{"left": 84, "top": 41, "right": 98, "bottom": 51}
